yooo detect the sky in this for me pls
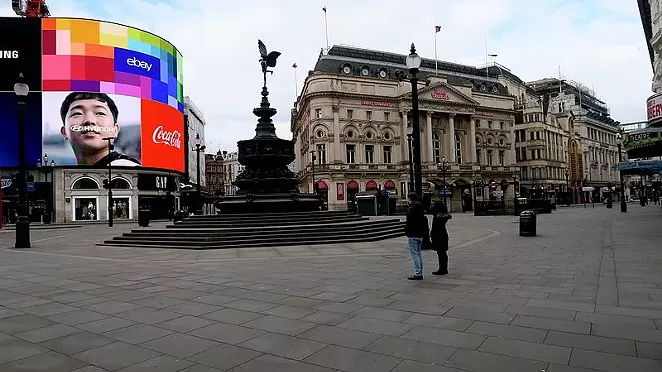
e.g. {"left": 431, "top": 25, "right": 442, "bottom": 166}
{"left": 1, "top": 0, "right": 653, "bottom": 154}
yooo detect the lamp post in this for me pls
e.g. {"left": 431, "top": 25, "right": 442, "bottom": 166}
{"left": 102, "top": 137, "right": 114, "bottom": 227}
{"left": 14, "top": 73, "right": 30, "bottom": 248}
{"left": 406, "top": 126, "right": 414, "bottom": 194}
{"left": 406, "top": 43, "right": 423, "bottom": 197}
{"left": 439, "top": 157, "right": 448, "bottom": 205}
{"left": 564, "top": 168, "right": 569, "bottom": 205}
{"left": 36, "top": 154, "right": 55, "bottom": 224}
{"left": 193, "top": 134, "right": 206, "bottom": 214}
{"left": 310, "top": 150, "right": 317, "bottom": 194}
{"left": 617, "top": 133, "right": 627, "bottom": 213}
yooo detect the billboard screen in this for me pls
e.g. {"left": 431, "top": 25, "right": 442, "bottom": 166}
{"left": 0, "top": 17, "right": 185, "bottom": 173}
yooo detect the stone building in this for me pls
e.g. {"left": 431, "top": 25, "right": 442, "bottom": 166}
{"left": 292, "top": 46, "right": 520, "bottom": 212}
{"left": 204, "top": 153, "right": 224, "bottom": 195}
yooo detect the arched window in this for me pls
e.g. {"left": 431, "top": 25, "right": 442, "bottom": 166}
{"left": 455, "top": 134, "right": 462, "bottom": 164}
{"left": 72, "top": 177, "right": 99, "bottom": 190}
{"left": 432, "top": 133, "right": 442, "bottom": 163}
{"left": 110, "top": 178, "right": 131, "bottom": 189}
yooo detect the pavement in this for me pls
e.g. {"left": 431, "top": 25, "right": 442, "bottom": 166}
{"left": 0, "top": 206, "right": 658, "bottom": 371}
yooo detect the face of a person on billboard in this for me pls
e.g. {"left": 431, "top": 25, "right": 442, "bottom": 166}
{"left": 59, "top": 92, "right": 120, "bottom": 165}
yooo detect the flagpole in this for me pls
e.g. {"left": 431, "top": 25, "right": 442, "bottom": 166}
{"left": 323, "top": 7, "right": 329, "bottom": 53}
{"left": 558, "top": 65, "right": 562, "bottom": 93}
{"left": 293, "top": 63, "right": 298, "bottom": 100}
{"left": 434, "top": 28, "right": 438, "bottom": 75}
{"left": 484, "top": 37, "right": 488, "bottom": 77}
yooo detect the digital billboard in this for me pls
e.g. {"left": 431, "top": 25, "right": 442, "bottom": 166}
{"left": 0, "top": 17, "right": 42, "bottom": 91}
{"left": 0, "top": 17, "right": 185, "bottom": 173}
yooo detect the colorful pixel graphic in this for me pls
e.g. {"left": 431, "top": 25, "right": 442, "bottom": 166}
{"left": 41, "top": 18, "right": 184, "bottom": 112}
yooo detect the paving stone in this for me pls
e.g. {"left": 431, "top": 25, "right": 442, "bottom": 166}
{"left": 636, "top": 341, "right": 662, "bottom": 359}
{"left": 163, "top": 302, "right": 221, "bottom": 316}
{"left": 0, "top": 314, "right": 55, "bottom": 334}
{"left": 298, "top": 324, "right": 382, "bottom": 349}
{"left": 188, "top": 343, "right": 261, "bottom": 370}
{"left": 570, "top": 348, "right": 662, "bottom": 372}
{"left": 512, "top": 314, "right": 591, "bottom": 334}
{"left": 141, "top": 333, "right": 219, "bottom": 358}
{"left": 337, "top": 316, "right": 414, "bottom": 336}
{"left": 0, "top": 338, "right": 49, "bottom": 364}
{"left": 300, "top": 310, "right": 352, "bottom": 325}
{"left": 545, "top": 364, "right": 604, "bottom": 372}
{"left": 38, "top": 331, "right": 114, "bottom": 355}
{"left": 103, "top": 324, "right": 174, "bottom": 344}
{"left": 15, "top": 324, "right": 81, "bottom": 343}
{"left": 45, "top": 309, "right": 110, "bottom": 326}
{"left": 391, "top": 359, "right": 466, "bottom": 372}
{"left": 179, "top": 365, "right": 222, "bottom": 372}
{"left": 202, "top": 308, "right": 263, "bottom": 325}
{"left": 275, "top": 296, "right": 325, "bottom": 309}
{"left": 115, "top": 307, "right": 181, "bottom": 325}
{"left": 314, "top": 302, "right": 366, "bottom": 314}
{"left": 0, "top": 350, "right": 88, "bottom": 372}
{"left": 223, "top": 299, "right": 279, "bottom": 313}
{"left": 239, "top": 331, "right": 327, "bottom": 360}
{"left": 190, "top": 322, "right": 264, "bottom": 344}
{"left": 443, "top": 307, "right": 516, "bottom": 324}
{"left": 193, "top": 294, "right": 242, "bottom": 306}
{"left": 575, "top": 311, "right": 658, "bottom": 329}
{"left": 365, "top": 335, "right": 456, "bottom": 365}
{"left": 545, "top": 330, "right": 637, "bottom": 356}
{"left": 466, "top": 321, "right": 548, "bottom": 342}
{"left": 156, "top": 315, "right": 215, "bottom": 333}
{"left": 261, "top": 305, "right": 316, "bottom": 319}
{"left": 402, "top": 314, "right": 474, "bottom": 331}
{"left": 591, "top": 324, "right": 662, "bottom": 343}
{"left": 478, "top": 336, "right": 571, "bottom": 364}
{"left": 445, "top": 348, "right": 549, "bottom": 372}
{"left": 71, "top": 366, "right": 111, "bottom": 372}
{"left": 232, "top": 354, "right": 334, "bottom": 372}
{"left": 504, "top": 304, "right": 577, "bottom": 321}
{"left": 401, "top": 326, "right": 486, "bottom": 349}
{"left": 131, "top": 295, "right": 187, "bottom": 309}
{"left": 76, "top": 316, "right": 136, "bottom": 334}
{"left": 83, "top": 300, "right": 143, "bottom": 315}
{"left": 243, "top": 315, "right": 318, "bottom": 336}
{"left": 350, "top": 306, "right": 412, "bottom": 322}
{"left": 74, "top": 341, "right": 161, "bottom": 371}
{"left": 304, "top": 344, "right": 401, "bottom": 372}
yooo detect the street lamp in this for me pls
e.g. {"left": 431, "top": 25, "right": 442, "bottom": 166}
{"left": 14, "top": 73, "right": 30, "bottom": 248}
{"left": 36, "top": 154, "right": 55, "bottom": 224}
{"left": 310, "top": 150, "right": 317, "bottom": 194}
{"left": 439, "top": 157, "right": 449, "bottom": 205}
{"left": 406, "top": 126, "right": 414, "bottom": 194}
{"left": 101, "top": 137, "right": 115, "bottom": 227}
{"left": 193, "top": 133, "right": 206, "bottom": 214}
{"left": 406, "top": 43, "right": 423, "bottom": 197}
{"left": 617, "top": 133, "right": 627, "bottom": 213}
{"left": 564, "top": 168, "right": 569, "bottom": 205}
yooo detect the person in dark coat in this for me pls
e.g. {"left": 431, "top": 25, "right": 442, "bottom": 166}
{"left": 430, "top": 201, "right": 452, "bottom": 275}
{"left": 405, "top": 193, "right": 427, "bottom": 280}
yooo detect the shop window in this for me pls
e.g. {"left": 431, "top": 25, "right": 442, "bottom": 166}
{"left": 73, "top": 197, "right": 99, "bottom": 221}
{"left": 111, "top": 197, "right": 131, "bottom": 220}
{"left": 72, "top": 178, "right": 99, "bottom": 190}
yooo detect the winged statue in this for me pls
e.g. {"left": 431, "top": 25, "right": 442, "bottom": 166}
{"left": 258, "top": 39, "right": 281, "bottom": 88}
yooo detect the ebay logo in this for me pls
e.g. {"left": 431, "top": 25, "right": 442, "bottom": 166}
{"left": 126, "top": 57, "right": 153, "bottom": 72}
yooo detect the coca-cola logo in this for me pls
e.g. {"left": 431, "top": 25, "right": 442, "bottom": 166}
{"left": 152, "top": 126, "right": 182, "bottom": 149}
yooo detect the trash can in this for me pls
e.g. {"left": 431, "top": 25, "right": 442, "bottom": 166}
{"left": 519, "top": 210, "right": 537, "bottom": 237}
{"left": 138, "top": 206, "right": 151, "bottom": 227}
{"left": 173, "top": 210, "right": 186, "bottom": 223}
{"left": 355, "top": 195, "right": 377, "bottom": 216}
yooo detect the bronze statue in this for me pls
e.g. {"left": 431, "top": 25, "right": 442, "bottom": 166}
{"left": 258, "top": 39, "right": 281, "bottom": 88}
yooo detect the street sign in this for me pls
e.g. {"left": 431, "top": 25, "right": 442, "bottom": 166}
{"left": 26, "top": 182, "right": 34, "bottom": 192}
{"left": 439, "top": 186, "right": 452, "bottom": 196}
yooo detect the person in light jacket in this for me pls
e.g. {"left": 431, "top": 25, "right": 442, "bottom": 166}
{"left": 430, "top": 201, "right": 452, "bottom": 275}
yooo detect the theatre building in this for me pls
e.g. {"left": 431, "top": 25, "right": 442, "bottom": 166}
{"left": 292, "top": 45, "right": 521, "bottom": 212}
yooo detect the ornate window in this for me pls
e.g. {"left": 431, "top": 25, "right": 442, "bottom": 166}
{"left": 383, "top": 146, "right": 392, "bottom": 164}
{"left": 455, "top": 134, "right": 462, "bottom": 164}
{"left": 365, "top": 145, "right": 374, "bottom": 164}
{"left": 316, "top": 144, "right": 327, "bottom": 164}
{"left": 432, "top": 133, "right": 442, "bottom": 164}
{"left": 72, "top": 177, "right": 99, "bottom": 190}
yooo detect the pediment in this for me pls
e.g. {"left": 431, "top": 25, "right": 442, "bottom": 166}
{"left": 404, "top": 81, "right": 479, "bottom": 106}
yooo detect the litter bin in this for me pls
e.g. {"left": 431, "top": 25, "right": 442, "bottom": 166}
{"left": 138, "top": 206, "right": 151, "bottom": 227}
{"left": 173, "top": 210, "right": 187, "bottom": 223}
{"left": 355, "top": 195, "right": 377, "bottom": 216}
{"left": 519, "top": 210, "right": 537, "bottom": 237}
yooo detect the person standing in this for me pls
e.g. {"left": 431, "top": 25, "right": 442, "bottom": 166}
{"left": 430, "top": 201, "right": 452, "bottom": 275}
{"left": 405, "top": 193, "right": 427, "bottom": 280}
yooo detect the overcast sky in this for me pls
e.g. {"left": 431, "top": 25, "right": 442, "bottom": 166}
{"left": 1, "top": 0, "right": 653, "bottom": 154}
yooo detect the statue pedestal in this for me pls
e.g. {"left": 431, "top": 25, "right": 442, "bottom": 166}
{"left": 216, "top": 192, "right": 321, "bottom": 214}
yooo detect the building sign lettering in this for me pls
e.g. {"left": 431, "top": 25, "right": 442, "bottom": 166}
{"left": 647, "top": 93, "right": 662, "bottom": 125}
{"left": 431, "top": 88, "right": 449, "bottom": 100}
{"left": 1, "top": 179, "right": 11, "bottom": 189}
{"left": 360, "top": 100, "right": 395, "bottom": 107}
